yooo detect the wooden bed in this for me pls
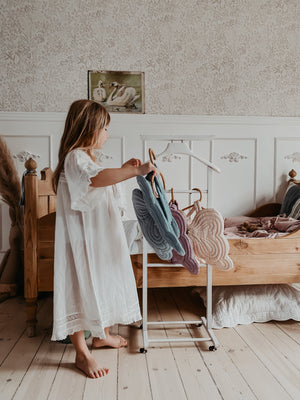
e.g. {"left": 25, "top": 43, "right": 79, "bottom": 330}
{"left": 23, "top": 159, "right": 300, "bottom": 336}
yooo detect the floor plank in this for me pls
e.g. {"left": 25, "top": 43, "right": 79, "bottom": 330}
{"left": 174, "top": 287, "right": 257, "bottom": 400}
{"left": 0, "top": 297, "right": 28, "bottom": 365}
{"left": 254, "top": 321, "right": 300, "bottom": 370}
{"left": 0, "top": 296, "right": 52, "bottom": 400}
{"left": 275, "top": 320, "right": 300, "bottom": 344}
{"left": 47, "top": 343, "right": 87, "bottom": 400}
{"left": 0, "top": 290, "right": 299, "bottom": 400}
{"left": 117, "top": 323, "right": 152, "bottom": 400}
{"left": 12, "top": 332, "right": 66, "bottom": 400}
{"left": 235, "top": 323, "right": 300, "bottom": 398}
{"left": 156, "top": 288, "right": 222, "bottom": 400}
{"left": 218, "top": 327, "right": 292, "bottom": 400}
{"left": 83, "top": 326, "right": 118, "bottom": 400}
{"left": 144, "top": 289, "right": 187, "bottom": 400}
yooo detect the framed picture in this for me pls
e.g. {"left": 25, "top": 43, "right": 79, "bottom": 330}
{"left": 88, "top": 70, "right": 145, "bottom": 114}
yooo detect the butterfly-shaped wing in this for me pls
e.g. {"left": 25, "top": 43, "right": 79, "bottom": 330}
{"left": 188, "top": 207, "right": 233, "bottom": 270}
{"left": 170, "top": 201, "right": 200, "bottom": 275}
{"left": 135, "top": 174, "right": 185, "bottom": 256}
{"left": 132, "top": 189, "right": 173, "bottom": 260}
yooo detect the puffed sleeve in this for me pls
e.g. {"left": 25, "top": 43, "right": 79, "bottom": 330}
{"left": 64, "top": 149, "right": 105, "bottom": 212}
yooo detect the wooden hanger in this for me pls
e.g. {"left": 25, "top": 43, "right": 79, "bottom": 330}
{"left": 181, "top": 188, "right": 203, "bottom": 211}
{"left": 170, "top": 188, "right": 175, "bottom": 203}
{"left": 149, "top": 148, "right": 166, "bottom": 198}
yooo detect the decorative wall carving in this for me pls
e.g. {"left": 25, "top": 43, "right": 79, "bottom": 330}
{"left": 96, "top": 151, "right": 113, "bottom": 162}
{"left": 220, "top": 152, "right": 248, "bottom": 163}
{"left": 159, "top": 154, "right": 182, "bottom": 162}
{"left": 284, "top": 152, "right": 300, "bottom": 163}
{"left": 13, "top": 151, "right": 40, "bottom": 162}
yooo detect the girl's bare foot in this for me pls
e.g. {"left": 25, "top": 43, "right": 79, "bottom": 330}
{"left": 92, "top": 335, "right": 127, "bottom": 349}
{"left": 75, "top": 353, "right": 109, "bottom": 378}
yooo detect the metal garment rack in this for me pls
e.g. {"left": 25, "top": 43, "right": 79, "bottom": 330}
{"left": 139, "top": 135, "right": 220, "bottom": 353}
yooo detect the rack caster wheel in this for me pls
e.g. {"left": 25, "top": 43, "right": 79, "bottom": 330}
{"left": 209, "top": 345, "right": 217, "bottom": 351}
{"left": 197, "top": 323, "right": 202, "bottom": 327}
{"left": 139, "top": 324, "right": 143, "bottom": 329}
{"left": 139, "top": 347, "right": 147, "bottom": 353}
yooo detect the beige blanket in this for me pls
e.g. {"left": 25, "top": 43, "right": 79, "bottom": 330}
{"left": 224, "top": 215, "right": 300, "bottom": 238}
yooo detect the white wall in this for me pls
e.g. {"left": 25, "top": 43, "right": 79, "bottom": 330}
{"left": 1, "top": 112, "right": 300, "bottom": 261}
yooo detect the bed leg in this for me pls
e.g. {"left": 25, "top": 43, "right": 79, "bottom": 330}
{"left": 23, "top": 162, "right": 38, "bottom": 337}
{"left": 26, "top": 297, "right": 37, "bottom": 337}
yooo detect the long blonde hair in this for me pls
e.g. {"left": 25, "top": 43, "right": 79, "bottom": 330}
{"left": 53, "top": 99, "right": 110, "bottom": 192}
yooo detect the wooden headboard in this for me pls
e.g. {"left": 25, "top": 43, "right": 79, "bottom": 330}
{"left": 23, "top": 158, "right": 56, "bottom": 335}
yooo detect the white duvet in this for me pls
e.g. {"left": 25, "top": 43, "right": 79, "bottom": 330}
{"left": 194, "top": 284, "right": 300, "bottom": 329}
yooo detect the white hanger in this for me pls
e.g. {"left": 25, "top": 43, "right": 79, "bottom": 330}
{"left": 157, "top": 141, "right": 221, "bottom": 173}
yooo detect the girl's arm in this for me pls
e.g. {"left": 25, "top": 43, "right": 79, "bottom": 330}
{"left": 90, "top": 160, "right": 158, "bottom": 188}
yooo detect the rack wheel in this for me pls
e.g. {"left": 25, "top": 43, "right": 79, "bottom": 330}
{"left": 209, "top": 345, "right": 216, "bottom": 351}
{"left": 197, "top": 323, "right": 202, "bottom": 327}
{"left": 139, "top": 347, "right": 147, "bottom": 354}
{"left": 139, "top": 324, "right": 143, "bottom": 329}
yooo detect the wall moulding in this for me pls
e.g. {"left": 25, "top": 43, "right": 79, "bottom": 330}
{"left": 1, "top": 112, "right": 300, "bottom": 126}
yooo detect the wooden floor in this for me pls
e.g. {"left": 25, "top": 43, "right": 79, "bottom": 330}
{"left": 0, "top": 287, "right": 299, "bottom": 400}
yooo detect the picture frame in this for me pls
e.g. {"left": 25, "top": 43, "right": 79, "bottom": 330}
{"left": 88, "top": 70, "right": 145, "bottom": 114}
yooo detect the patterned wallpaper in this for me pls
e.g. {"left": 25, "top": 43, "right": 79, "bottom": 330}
{"left": 0, "top": 0, "right": 299, "bottom": 115}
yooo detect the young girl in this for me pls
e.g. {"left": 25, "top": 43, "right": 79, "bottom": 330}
{"left": 51, "top": 99, "right": 157, "bottom": 379}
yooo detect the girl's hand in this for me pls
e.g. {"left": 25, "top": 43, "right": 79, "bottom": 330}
{"left": 122, "top": 158, "right": 142, "bottom": 168}
{"left": 138, "top": 162, "right": 159, "bottom": 176}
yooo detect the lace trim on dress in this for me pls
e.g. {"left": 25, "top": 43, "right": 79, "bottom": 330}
{"left": 51, "top": 308, "right": 141, "bottom": 341}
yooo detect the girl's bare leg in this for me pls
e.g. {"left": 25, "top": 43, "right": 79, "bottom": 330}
{"left": 70, "top": 330, "right": 109, "bottom": 378}
{"left": 92, "top": 327, "right": 127, "bottom": 349}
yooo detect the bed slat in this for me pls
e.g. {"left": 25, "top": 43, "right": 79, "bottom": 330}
{"left": 38, "top": 260, "right": 54, "bottom": 291}
{"left": 229, "top": 236, "right": 300, "bottom": 255}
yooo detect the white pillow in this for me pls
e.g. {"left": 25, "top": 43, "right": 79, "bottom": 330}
{"left": 193, "top": 284, "right": 300, "bottom": 329}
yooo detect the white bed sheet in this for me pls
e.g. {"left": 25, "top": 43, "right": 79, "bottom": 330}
{"left": 123, "top": 219, "right": 147, "bottom": 254}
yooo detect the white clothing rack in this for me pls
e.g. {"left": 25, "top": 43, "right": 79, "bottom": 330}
{"left": 139, "top": 213, "right": 219, "bottom": 353}
{"left": 139, "top": 135, "right": 220, "bottom": 352}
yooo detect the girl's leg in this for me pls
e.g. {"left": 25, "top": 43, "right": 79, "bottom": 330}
{"left": 92, "top": 327, "right": 127, "bottom": 349}
{"left": 70, "top": 330, "right": 109, "bottom": 378}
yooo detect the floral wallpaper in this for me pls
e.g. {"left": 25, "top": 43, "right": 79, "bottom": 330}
{"left": 0, "top": 0, "right": 299, "bottom": 115}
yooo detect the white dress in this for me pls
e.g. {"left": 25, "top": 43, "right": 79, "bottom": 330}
{"left": 51, "top": 149, "right": 141, "bottom": 341}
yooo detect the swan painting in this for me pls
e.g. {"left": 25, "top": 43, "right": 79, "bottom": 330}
{"left": 88, "top": 70, "right": 145, "bottom": 113}
{"left": 93, "top": 80, "right": 106, "bottom": 102}
{"left": 106, "top": 82, "right": 140, "bottom": 108}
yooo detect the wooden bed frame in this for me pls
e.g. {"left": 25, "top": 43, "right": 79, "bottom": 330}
{"left": 23, "top": 159, "right": 300, "bottom": 336}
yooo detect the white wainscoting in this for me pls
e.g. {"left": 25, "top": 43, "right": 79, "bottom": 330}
{"left": 1, "top": 112, "right": 300, "bottom": 260}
